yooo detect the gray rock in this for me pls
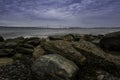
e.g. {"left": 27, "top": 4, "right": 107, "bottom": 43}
{"left": 32, "top": 54, "right": 79, "bottom": 80}
{"left": 100, "top": 31, "right": 120, "bottom": 51}
{"left": 41, "top": 40, "right": 86, "bottom": 66}
{"left": 73, "top": 40, "right": 120, "bottom": 76}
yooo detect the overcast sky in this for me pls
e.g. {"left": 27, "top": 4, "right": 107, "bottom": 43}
{"left": 0, "top": 0, "right": 120, "bottom": 28}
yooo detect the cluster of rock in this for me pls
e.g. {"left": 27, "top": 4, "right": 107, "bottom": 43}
{"left": 0, "top": 31, "right": 120, "bottom": 80}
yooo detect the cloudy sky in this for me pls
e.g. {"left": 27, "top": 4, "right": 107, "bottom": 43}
{"left": 0, "top": 0, "right": 120, "bottom": 28}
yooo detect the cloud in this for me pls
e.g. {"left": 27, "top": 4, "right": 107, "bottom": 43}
{"left": 0, "top": 0, "right": 120, "bottom": 27}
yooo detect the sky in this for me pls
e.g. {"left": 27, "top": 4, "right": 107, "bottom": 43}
{"left": 0, "top": 0, "right": 120, "bottom": 28}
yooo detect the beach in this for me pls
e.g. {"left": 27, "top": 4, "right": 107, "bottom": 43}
{"left": 0, "top": 30, "right": 120, "bottom": 80}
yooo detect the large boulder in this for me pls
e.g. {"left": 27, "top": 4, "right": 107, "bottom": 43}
{"left": 32, "top": 54, "right": 79, "bottom": 80}
{"left": 41, "top": 40, "right": 86, "bottom": 66}
{"left": 73, "top": 40, "right": 120, "bottom": 76}
{"left": 100, "top": 31, "right": 120, "bottom": 51}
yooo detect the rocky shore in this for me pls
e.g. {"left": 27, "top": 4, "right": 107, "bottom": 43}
{"left": 0, "top": 31, "right": 120, "bottom": 80}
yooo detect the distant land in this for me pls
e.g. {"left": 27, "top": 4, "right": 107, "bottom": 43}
{"left": 0, "top": 26, "right": 120, "bottom": 29}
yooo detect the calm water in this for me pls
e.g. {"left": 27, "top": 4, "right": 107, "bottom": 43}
{"left": 0, "top": 27, "right": 120, "bottom": 39}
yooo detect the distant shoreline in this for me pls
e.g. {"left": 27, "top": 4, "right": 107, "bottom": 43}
{"left": 0, "top": 26, "right": 120, "bottom": 29}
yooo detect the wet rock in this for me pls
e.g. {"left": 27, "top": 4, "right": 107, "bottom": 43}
{"left": 41, "top": 40, "right": 86, "bottom": 66}
{"left": 0, "top": 49, "right": 15, "bottom": 57}
{"left": 33, "top": 45, "right": 45, "bottom": 58}
{"left": 0, "top": 60, "right": 32, "bottom": 80}
{"left": 100, "top": 31, "right": 120, "bottom": 51}
{"left": 73, "top": 40, "right": 120, "bottom": 76}
{"left": 0, "top": 42, "right": 5, "bottom": 48}
{"left": 0, "top": 36, "right": 4, "bottom": 42}
{"left": 32, "top": 54, "right": 79, "bottom": 80}
{"left": 5, "top": 42, "right": 18, "bottom": 48}
{"left": 24, "top": 37, "right": 40, "bottom": 47}
{"left": 15, "top": 47, "right": 34, "bottom": 55}
{"left": 19, "top": 43, "right": 34, "bottom": 49}
{"left": 0, "top": 58, "right": 13, "bottom": 66}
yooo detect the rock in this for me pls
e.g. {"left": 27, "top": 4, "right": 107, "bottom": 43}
{"left": 15, "top": 47, "right": 34, "bottom": 55}
{"left": 92, "top": 39, "right": 101, "bottom": 45}
{"left": 96, "top": 70, "right": 120, "bottom": 80}
{"left": 73, "top": 40, "right": 120, "bottom": 76}
{"left": 5, "top": 42, "right": 18, "bottom": 48}
{"left": 82, "top": 34, "right": 95, "bottom": 41}
{"left": 49, "top": 34, "right": 81, "bottom": 42}
{"left": 0, "top": 49, "right": 15, "bottom": 57}
{"left": 100, "top": 31, "right": 120, "bottom": 51}
{"left": 33, "top": 45, "right": 45, "bottom": 58}
{"left": 41, "top": 40, "right": 86, "bottom": 66}
{"left": 5, "top": 37, "right": 24, "bottom": 44}
{"left": 32, "top": 54, "right": 79, "bottom": 80}
{"left": 0, "top": 58, "right": 13, "bottom": 66}
{"left": 12, "top": 53, "right": 23, "bottom": 60}
{"left": 0, "top": 60, "right": 32, "bottom": 80}
{"left": 63, "top": 34, "right": 81, "bottom": 42}
{"left": 0, "top": 42, "right": 5, "bottom": 48}
{"left": 19, "top": 43, "right": 34, "bottom": 49}
{"left": 24, "top": 37, "right": 40, "bottom": 47}
{"left": 0, "top": 36, "right": 4, "bottom": 42}
{"left": 78, "top": 69, "right": 120, "bottom": 80}
{"left": 14, "top": 36, "right": 24, "bottom": 40}
{"left": 48, "top": 35, "right": 63, "bottom": 40}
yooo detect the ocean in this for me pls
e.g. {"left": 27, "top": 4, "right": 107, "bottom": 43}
{"left": 0, "top": 27, "right": 120, "bottom": 39}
